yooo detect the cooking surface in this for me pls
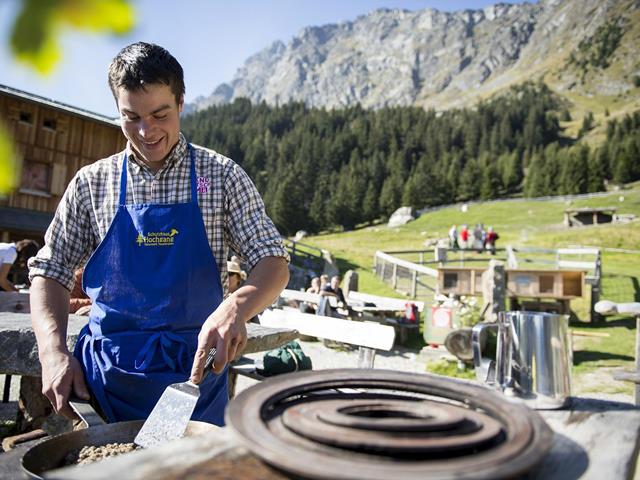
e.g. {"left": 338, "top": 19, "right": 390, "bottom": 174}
{"left": 1, "top": 395, "right": 635, "bottom": 480}
{"left": 226, "top": 369, "right": 552, "bottom": 480}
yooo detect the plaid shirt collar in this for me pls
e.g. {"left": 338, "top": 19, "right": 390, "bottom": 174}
{"left": 126, "top": 133, "right": 188, "bottom": 175}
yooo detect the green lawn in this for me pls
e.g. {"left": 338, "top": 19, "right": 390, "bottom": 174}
{"left": 302, "top": 183, "right": 640, "bottom": 395}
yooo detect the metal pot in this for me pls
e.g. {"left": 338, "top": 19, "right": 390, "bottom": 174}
{"left": 21, "top": 402, "right": 215, "bottom": 479}
{"left": 472, "top": 311, "right": 572, "bottom": 409}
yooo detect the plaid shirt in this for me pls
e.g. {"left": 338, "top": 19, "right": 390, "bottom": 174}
{"left": 29, "top": 134, "right": 288, "bottom": 292}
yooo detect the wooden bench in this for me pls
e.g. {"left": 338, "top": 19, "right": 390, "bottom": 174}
{"left": 279, "top": 288, "right": 338, "bottom": 307}
{"left": 347, "top": 291, "right": 425, "bottom": 312}
{"left": 0, "top": 292, "right": 30, "bottom": 314}
{"left": 228, "top": 308, "right": 396, "bottom": 395}
{"left": 346, "top": 291, "right": 422, "bottom": 346}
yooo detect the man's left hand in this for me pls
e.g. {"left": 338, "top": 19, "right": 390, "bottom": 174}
{"left": 190, "top": 297, "right": 247, "bottom": 383}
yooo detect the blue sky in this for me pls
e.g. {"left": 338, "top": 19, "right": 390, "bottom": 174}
{"left": 0, "top": 0, "right": 533, "bottom": 117}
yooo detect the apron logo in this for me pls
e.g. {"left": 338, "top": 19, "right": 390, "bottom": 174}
{"left": 136, "top": 229, "right": 179, "bottom": 247}
{"left": 197, "top": 176, "right": 211, "bottom": 194}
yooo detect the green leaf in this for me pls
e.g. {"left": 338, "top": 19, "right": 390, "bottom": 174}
{"left": 0, "top": 123, "right": 20, "bottom": 195}
{"left": 9, "top": 0, "right": 134, "bottom": 74}
{"left": 58, "top": 0, "right": 135, "bottom": 34}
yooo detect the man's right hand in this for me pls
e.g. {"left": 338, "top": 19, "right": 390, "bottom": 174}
{"left": 40, "top": 350, "right": 90, "bottom": 419}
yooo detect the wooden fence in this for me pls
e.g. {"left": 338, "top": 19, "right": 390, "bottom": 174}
{"left": 373, "top": 251, "right": 438, "bottom": 301}
{"left": 374, "top": 246, "right": 602, "bottom": 321}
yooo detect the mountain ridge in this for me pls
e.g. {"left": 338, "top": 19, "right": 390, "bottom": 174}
{"left": 185, "top": 0, "right": 639, "bottom": 115}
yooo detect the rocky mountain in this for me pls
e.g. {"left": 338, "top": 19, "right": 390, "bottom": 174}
{"left": 185, "top": 0, "right": 640, "bottom": 114}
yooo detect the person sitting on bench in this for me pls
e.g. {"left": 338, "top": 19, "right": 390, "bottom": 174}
{"left": 318, "top": 275, "right": 347, "bottom": 318}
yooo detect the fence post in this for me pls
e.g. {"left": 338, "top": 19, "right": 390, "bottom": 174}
{"left": 392, "top": 263, "right": 398, "bottom": 289}
{"left": 411, "top": 270, "right": 417, "bottom": 298}
{"left": 590, "top": 251, "right": 602, "bottom": 323}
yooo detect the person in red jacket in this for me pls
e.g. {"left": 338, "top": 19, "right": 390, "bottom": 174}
{"left": 485, "top": 226, "right": 500, "bottom": 255}
{"left": 459, "top": 225, "right": 469, "bottom": 249}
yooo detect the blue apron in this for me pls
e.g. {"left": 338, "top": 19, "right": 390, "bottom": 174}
{"left": 74, "top": 145, "right": 228, "bottom": 425}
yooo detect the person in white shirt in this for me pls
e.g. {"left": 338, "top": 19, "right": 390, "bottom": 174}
{"left": 0, "top": 240, "right": 39, "bottom": 291}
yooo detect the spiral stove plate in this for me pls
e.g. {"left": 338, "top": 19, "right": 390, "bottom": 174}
{"left": 226, "top": 369, "right": 553, "bottom": 480}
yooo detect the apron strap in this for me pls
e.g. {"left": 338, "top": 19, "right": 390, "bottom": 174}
{"left": 119, "top": 145, "right": 196, "bottom": 206}
{"left": 119, "top": 153, "right": 129, "bottom": 206}
{"left": 188, "top": 144, "right": 197, "bottom": 204}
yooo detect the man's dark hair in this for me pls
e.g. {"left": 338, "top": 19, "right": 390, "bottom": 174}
{"left": 108, "top": 42, "right": 185, "bottom": 105}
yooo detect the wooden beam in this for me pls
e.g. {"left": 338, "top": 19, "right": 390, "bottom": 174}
{"left": 259, "top": 309, "right": 395, "bottom": 351}
{"left": 348, "top": 291, "right": 425, "bottom": 312}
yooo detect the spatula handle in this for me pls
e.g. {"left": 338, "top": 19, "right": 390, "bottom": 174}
{"left": 69, "top": 395, "right": 106, "bottom": 427}
{"left": 201, "top": 347, "right": 217, "bottom": 382}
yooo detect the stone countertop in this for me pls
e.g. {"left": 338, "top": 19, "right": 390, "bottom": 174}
{"left": 32, "top": 396, "right": 640, "bottom": 480}
{"left": 0, "top": 313, "right": 298, "bottom": 377}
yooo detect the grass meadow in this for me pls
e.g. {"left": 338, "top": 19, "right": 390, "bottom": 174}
{"left": 303, "top": 182, "right": 640, "bottom": 395}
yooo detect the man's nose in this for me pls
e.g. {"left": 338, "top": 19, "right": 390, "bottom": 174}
{"left": 138, "top": 118, "right": 155, "bottom": 137}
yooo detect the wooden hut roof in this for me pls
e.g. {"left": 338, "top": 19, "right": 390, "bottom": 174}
{"left": 0, "top": 83, "right": 119, "bottom": 128}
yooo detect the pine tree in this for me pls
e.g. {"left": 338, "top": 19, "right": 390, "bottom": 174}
{"left": 458, "top": 160, "right": 481, "bottom": 201}
{"left": 561, "top": 147, "right": 588, "bottom": 194}
{"left": 587, "top": 146, "right": 606, "bottom": 192}
{"left": 480, "top": 164, "right": 501, "bottom": 200}
{"left": 379, "top": 173, "right": 403, "bottom": 216}
{"left": 362, "top": 182, "right": 379, "bottom": 223}
{"left": 524, "top": 150, "right": 545, "bottom": 197}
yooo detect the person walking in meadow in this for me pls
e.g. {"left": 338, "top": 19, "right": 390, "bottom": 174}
{"left": 473, "top": 224, "right": 485, "bottom": 252}
{"left": 459, "top": 225, "right": 469, "bottom": 249}
{"left": 485, "top": 226, "right": 499, "bottom": 255}
{"left": 448, "top": 225, "right": 459, "bottom": 249}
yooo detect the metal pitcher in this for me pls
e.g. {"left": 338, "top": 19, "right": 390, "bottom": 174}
{"left": 472, "top": 311, "right": 572, "bottom": 409}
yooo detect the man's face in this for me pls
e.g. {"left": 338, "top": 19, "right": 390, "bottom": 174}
{"left": 116, "top": 83, "right": 183, "bottom": 171}
{"left": 331, "top": 277, "right": 340, "bottom": 290}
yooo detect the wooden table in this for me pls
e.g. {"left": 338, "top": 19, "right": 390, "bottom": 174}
{"left": 0, "top": 312, "right": 297, "bottom": 432}
{"left": 20, "top": 395, "right": 634, "bottom": 480}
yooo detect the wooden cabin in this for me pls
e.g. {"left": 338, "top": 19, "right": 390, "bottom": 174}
{"left": 437, "top": 266, "right": 585, "bottom": 300}
{"left": 0, "top": 84, "right": 126, "bottom": 243}
{"left": 506, "top": 269, "right": 584, "bottom": 299}
{"left": 437, "top": 266, "right": 485, "bottom": 296}
{"left": 563, "top": 207, "right": 616, "bottom": 227}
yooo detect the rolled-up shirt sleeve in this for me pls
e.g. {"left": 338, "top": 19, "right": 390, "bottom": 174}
{"left": 224, "top": 162, "right": 289, "bottom": 271}
{"left": 28, "top": 171, "right": 95, "bottom": 291}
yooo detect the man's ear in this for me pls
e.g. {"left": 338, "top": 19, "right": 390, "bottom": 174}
{"left": 178, "top": 94, "right": 184, "bottom": 113}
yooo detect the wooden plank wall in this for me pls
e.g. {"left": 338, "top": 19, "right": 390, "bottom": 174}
{"left": 0, "top": 93, "right": 126, "bottom": 214}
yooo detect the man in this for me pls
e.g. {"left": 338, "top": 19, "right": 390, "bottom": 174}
{"left": 28, "top": 42, "right": 289, "bottom": 425}
{"left": 226, "top": 256, "right": 246, "bottom": 294}
{"left": 318, "top": 275, "right": 347, "bottom": 317}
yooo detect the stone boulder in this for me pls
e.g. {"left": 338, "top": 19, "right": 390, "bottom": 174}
{"left": 387, "top": 206, "right": 415, "bottom": 228}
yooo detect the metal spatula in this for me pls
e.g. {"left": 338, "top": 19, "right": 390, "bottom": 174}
{"left": 134, "top": 347, "right": 216, "bottom": 448}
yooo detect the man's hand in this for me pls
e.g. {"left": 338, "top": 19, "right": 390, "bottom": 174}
{"left": 40, "top": 349, "right": 90, "bottom": 419}
{"left": 189, "top": 256, "right": 289, "bottom": 384}
{"left": 190, "top": 297, "right": 247, "bottom": 383}
{"left": 31, "top": 276, "right": 89, "bottom": 418}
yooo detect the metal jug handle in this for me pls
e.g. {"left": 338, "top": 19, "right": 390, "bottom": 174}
{"left": 472, "top": 323, "right": 499, "bottom": 385}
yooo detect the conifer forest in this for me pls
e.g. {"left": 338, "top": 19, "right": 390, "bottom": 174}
{"left": 182, "top": 82, "right": 640, "bottom": 235}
